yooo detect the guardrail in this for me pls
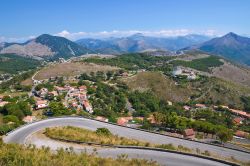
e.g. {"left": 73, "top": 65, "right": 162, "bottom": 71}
{"left": 5, "top": 115, "right": 250, "bottom": 155}
{"left": 46, "top": 136, "right": 240, "bottom": 166}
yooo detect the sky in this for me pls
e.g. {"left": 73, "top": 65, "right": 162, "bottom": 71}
{"left": 0, "top": 0, "right": 250, "bottom": 42}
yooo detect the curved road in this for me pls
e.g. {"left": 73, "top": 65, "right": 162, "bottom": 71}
{"left": 4, "top": 117, "right": 249, "bottom": 165}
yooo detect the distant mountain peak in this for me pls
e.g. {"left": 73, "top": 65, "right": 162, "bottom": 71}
{"left": 187, "top": 32, "right": 250, "bottom": 66}
{"left": 223, "top": 32, "right": 239, "bottom": 39}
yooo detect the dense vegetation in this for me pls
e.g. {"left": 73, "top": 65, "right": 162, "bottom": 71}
{"left": 0, "top": 54, "right": 40, "bottom": 74}
{"left": 170, "top": 56, "right": 224, "bottom": 72}
{"left": 84, "top": 53, "right": 172, "bottom": 70}
{"left": 0, "top": 96, "right": 32, "bottom": 134}
{"left": 0, "top": 140, "right": 157, "bottom": 166}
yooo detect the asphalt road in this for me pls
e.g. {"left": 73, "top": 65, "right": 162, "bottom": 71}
{"left": 3, "top": 117, "right": 249, "bottom": 165}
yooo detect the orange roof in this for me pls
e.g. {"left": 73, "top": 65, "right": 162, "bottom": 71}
{"left": 117, "top": 118, "right": 128, "bottom": 126}
{"left": 230, "top": 109, "right": 250, "bottom": 118}
{"left": 83, "top": 100, "right": 91, "bottom": 108}
{"left": 79, "top": 85, "right": 87, "bottom": 90}
{"left": 183, "top": 105, "right": 191, "bottom": 111}
{"left": 95, "top": 116, "right": 108, "bottom": 122}
{"left": 195, "top": 104, "right": 206, "bottom": 108}
{"left": 233, "top": 117, "right": 243, "bottom": 124}
{"left": 235, "top": 130, "right": 249, "bottom": 138}
{"left": 184, "top": 129, "right": 195, "bottom": 136}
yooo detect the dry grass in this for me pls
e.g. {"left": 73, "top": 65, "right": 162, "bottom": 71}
{"left": 122, "top": 71, "right": 193, "bottom": 102}
{"left": 0, "top": 141, "right": 158, "bottom": 166}
{"left": 21, "top": 77, "right": 33, "bottom": 86}
{"left": 45, "top": 126, "right": 151, "bottom": 146}
{"left": 212, "top": 61, "right": 250, "bottom": 87}
{"left": 230, "top": 141, "right": 250, "bottom": 151}
{"left": 34, "top": 62, "right": 119, "bottom": 80}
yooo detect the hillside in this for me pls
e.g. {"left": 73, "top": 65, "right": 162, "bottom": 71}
{"left": 170, "top": 51, "right": 250, "bottom": 87}
{"left": 122, "top": 71, "right": 250, "bottom": 109}
{"left": 122, "top": 71, "right": 192, "bottom": 102}
{"left": 187, "top": 32, "right": 250, "bottom": 66}
{"left": 0, "top": 54, "right": 40, "bottom": 74}
{"left": 34, "top": 62, "right": 119, "bottom": 80}
{"left": 0, "top": 34, "right": 89, "bottom": 60}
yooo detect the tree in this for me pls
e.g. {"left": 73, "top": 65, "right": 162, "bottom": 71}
{"left": 3, "top": 115, "right": 20, "bottom": 124}
{"left": 217, "top": 130, "right": 233, "bottom": 143}
{"left": 48, "top": 102, "right": 74, "bottom": 116}
{"left": 96, "top": 128, "right": 112, "bottom": 136}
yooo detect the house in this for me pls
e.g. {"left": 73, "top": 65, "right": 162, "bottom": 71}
{"left": 234, "top": 130, "right": 249, "bottom": 138}
{"left": 79, "top": 85, "right": 87, "bottom": 92}
{"left": 0, "top": 101, "right": 9, "bottom": 107}
{"left": 167, "top": 101, "right": 173, "bottom": 106}
{"left": 121, "top": 72, "right": 129, "bottom": 77}
{"left": 117, "top": 117, "right": 133, "bottom": 126}
{"left": 36, "top": 100, "right": 48, "bottom": 109}
{"left": 183, "top": 105, "right": 191, "bottom": 111}
{"left": 55, "top": 86, "right": 69, "bottom": 94}
{"left": 38, "top": 88, "right": 48, "bottom": 98}
{"left": 82, "top": 100, "right": 93, "bottom": 113}
{"left": 172, "top": 66, "right": 182, "bottom": 76}
{"left": 95, "top": 116, "right": 109, "bottom": 122}
{"left": 23, "top": 116, "right": 36, "bottom": 123}
{"left": 233, "top": 117, "right": 243, "bottom": 125}
{"left": 183, "top": 128, "right": 195, "bottom": 139}
{"left": 229, "top": 109, "right": 250, "bottom": 119}
{"left": 195, "top": 104, "right": 206, "bottom": 109}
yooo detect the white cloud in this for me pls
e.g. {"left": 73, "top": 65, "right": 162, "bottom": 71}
{"left": 55, "top": 29, "right": 220, "bottom": 40}
{"left": 0, "top": 29, "right": 220, "bottom": 43}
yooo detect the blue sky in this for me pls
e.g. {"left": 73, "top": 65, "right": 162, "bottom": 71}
{"left": 0, "top": 0, "right": 250, "bottom": 42}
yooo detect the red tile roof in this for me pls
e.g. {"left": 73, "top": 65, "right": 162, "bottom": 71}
{"left": 235, "top": 130, "right": 249, "bottom": 138}
{"left": 184, "top": 129, "right": 195, "bottom": 136}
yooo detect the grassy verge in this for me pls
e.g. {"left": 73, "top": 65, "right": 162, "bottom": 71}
{"left": 45, "top": 126, "right": 152, "bottom": 147}
{"left": 0, "top": 140, "right": 158, "bottom": 166}
{"left": 45, "top": 126, "right": 192, "bottom": 153}
{"left": 45, "top": 126, "right": 250, "bottom": 166}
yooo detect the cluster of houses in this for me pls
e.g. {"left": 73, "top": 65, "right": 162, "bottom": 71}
{"left": 56, "top": 85, "right": 93, "bottom": 113}
{"left": 34, "top": 84, "right": 93, "bottom": 114}
{"left": 34, "top": 88, "right": 58, "bottom": 110}
{"left": 172, "top": 66, "right": 197, "bottom": 80}
{"left": 183, "top": 103, "right": 250, "bottom": 139}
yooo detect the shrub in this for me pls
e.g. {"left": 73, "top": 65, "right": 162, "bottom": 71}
{"left": 96, "top": 128, "right": 112, "bottom": 136}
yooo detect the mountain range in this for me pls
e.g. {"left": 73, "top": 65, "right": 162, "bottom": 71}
{"left": 185, "top": 32, "right": 250, "bottom": 65}
{"left": 1, "top": 32, "right": 250, "bottom": 66}
{"left": 76, "top": 33, "right": 211, "bottom": 54}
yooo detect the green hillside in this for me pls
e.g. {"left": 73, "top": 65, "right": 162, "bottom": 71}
{"left": 0, "top": 54, "right": 41, "bottom": 74}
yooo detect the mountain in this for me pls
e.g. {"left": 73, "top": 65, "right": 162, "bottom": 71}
{"left": 187, "top": 32, "right": 250, "bottom": 65}
{"left": 76, "top": 38, "right": 122, "bottom": 54}
{"left": 76, "top": 34, "right": 210, "bottom": 54}
{"left": 0, "top": 34, "right": 89, "bottom": 60}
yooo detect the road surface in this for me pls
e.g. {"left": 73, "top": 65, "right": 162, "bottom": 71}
{"left": 4, "top": 117, "right": 249, "bottom": 165}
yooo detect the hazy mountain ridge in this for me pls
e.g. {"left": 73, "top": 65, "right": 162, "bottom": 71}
{"left": 76, "top": 33, "right": 211, "bottom": 54}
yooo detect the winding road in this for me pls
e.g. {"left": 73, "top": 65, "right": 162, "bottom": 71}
{"left": 3, "top": 117, "right": 249, "bottom": 166}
